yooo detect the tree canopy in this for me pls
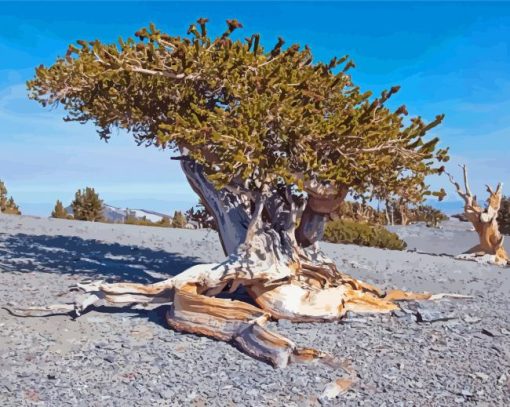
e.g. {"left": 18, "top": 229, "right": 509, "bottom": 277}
{"left": 28, "top": 18, "right": 448, "bottom": 202}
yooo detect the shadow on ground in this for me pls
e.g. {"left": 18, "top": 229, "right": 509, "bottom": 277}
{"left": 0, "top": 233, "right": 200, "bottom": 283}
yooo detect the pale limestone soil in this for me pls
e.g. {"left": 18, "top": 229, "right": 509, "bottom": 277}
{"left": 0, "top": 214, "right": 509, "bottom": 406}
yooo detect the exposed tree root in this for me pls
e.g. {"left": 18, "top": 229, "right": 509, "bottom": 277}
{"left": 10, "top": 251, "right": 471, "bottom": 368}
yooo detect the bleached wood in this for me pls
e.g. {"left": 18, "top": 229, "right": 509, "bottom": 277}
{"left": 447, "top": 166, "right": 509, "bottom": 265}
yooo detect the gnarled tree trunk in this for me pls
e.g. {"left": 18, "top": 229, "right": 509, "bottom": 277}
{"left": 447, "top": 165, "right": 509, "bottom": 266}
{"left": 12, "top": 159, "right": 469, "bottom": 368}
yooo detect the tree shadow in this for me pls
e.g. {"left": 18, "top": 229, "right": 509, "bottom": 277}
{"left": 0, "top": 233, "right": 200, "bottom": 283}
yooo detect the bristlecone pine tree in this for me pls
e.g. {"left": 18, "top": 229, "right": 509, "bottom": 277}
{"left": 51, "top": 200, "right": 69, "bottom": 219}
{"left": 71, "top": 187, "right": 104, "bottom": 222}
{"left": 22, "top": 19, "right": 464, "bottom": 368}
{"left": 447, "top": 165, "right": 509, "bottom": 265}
{"left": 0, "top": 180, "right": 21, "bottom": 215}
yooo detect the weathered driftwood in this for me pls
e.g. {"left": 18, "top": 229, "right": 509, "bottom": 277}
{"left": 447, "top": 165, "right": 509, "bottom": 266}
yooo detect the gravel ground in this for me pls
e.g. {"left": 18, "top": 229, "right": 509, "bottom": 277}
{"left": 0, "top": 214, "right": 509, "bottom": 406}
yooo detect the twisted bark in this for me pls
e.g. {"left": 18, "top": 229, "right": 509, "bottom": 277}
{"left": 180, "top": 160, "right": 250, "bottom": 255}
{"left": 447, "top": 165, "right": 509, "bottom": 265}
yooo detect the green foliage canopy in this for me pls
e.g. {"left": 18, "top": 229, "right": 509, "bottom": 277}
{"left": 28, "top": 19, "right": 449, "bottom": 200}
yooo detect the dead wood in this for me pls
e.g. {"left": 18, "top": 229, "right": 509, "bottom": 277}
{"left": 447, "top": 164, "right": 509, "bottom": 265}
{"left": 11, "top": 247, "right": 470, "bottom": 369}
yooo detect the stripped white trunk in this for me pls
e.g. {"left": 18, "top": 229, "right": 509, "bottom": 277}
{"left": 180, "top": 159, "right": 250, "bottom": 255}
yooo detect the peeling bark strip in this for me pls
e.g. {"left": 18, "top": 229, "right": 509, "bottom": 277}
{"left": 447, "top": 165, "right": 509, "bottom": 266}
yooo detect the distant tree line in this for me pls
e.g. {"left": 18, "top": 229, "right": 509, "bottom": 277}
{"left": 50, "top": 186, "right": 190, "bottom": 228}
{"left": 332, "top": 200, "right": 448, "bottom": 228}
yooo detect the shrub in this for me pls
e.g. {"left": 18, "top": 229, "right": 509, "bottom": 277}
{"left": 172, "top": 211, "right": 187, "bottom": 228}
{"left": 409, "top": 204, "right": 448, "bottom": 227}
{"left": 498, "top": 195, "right": 510, "bottom": 235}
{"left": 71, "top": 187, "right": 104, "bottom": 222}
{"left": 124, "top": 213, "right": 172, "bottom": 228}
{"left": 0, "top": 180, "right": 21, "bottom": 215}
{"left": 323, "top": 219, "right": 407, "bottom": 250}
{"left": 335, "top": 200, "right": 385, "bottom": 225}
{"left": 158, "top": 216, "right": 172, "bottom": 227}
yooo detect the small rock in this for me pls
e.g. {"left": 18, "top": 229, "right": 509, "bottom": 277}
{"left": 462, "top": 315, "right": 481, "bottom": 324}
{"left": 319, "top": 377, "right": 354, "bottom": 402}
{"left": 415, "top": 303, "right": 453, "bottom": 323}
{"left": 481, "top": 328, "right": 496, "bottom": 337}
{"left": 460, "top": 389, "right": 473, "bottom": 397}
{"left": 474, "top": 372, "right": 489, "bottom": 381}
{"left": 159, "top": 389, "right": 174, "bottom": 399}
{"left": 498, "top": 374, "right": 507, "bottom": 385}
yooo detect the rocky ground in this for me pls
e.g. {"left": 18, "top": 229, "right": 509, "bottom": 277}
{"left": 0, "top": 214, "right": 509, "bottom": 406}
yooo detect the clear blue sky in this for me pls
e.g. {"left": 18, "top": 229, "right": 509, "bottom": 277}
{"left": 1, "top": 1, "right": 509, "bottom": 216}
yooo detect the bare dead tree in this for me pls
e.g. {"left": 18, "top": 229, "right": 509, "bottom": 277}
{"left": 447, "top": 164, "right": 509, "bottom": 265}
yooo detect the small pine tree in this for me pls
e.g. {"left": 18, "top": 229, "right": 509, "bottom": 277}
{"left": 172, "top": 211, "right": 187, "bottom": 228}
{"left": 51, "top": 200, "right": 68, "bottom": 219}
{"left": 0, "top": 180, "right": 21, "bottom": 215}
{"left": 71, "top": 187, "right": 104, "bottom": 222}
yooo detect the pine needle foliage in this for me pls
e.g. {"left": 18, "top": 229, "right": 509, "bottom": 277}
{"left": 28, "top": 19, "right": 449, "bottom": 201}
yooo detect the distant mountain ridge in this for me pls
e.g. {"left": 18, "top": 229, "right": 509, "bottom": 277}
{"left": 65, "top": 203, "right": 171, "bottom": 223}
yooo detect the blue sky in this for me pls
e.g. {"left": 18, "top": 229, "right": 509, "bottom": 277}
{"left": 1, "top": 1, "right": 509, "bottom": 216}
